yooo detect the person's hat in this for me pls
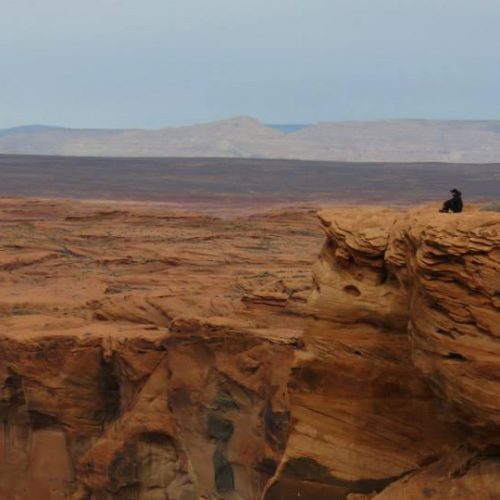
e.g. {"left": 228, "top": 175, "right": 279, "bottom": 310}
{"left": 450, "top": 188, "right": 460, "bottom": 194}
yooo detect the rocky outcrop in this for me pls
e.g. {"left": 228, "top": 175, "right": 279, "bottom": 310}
{"left": 0, "top": 199, "right": 498, "bottom": 499}
{"left": 387, "top": 209, "right": 500, "bottom": 434}
{"left": 265, "top": 206, "right": 499, "bottom": 499}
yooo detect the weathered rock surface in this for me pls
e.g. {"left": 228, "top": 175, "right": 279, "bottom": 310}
{"left": 387, "top": 208, "right": 500, "bottom": 434}
{"left": 0, "top": 199, "right": 499, "bottom": 499}
{"left": 0, "top": 199, "right": 320, "bottom": 499}
{"left": 265, "top": 206, "right": 499, "bottom": 499}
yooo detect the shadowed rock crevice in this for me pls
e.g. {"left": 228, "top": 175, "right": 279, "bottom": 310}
{"left": 1, "top": 373, "right": 25, "bottom": 410}
{"left": 28, "top": 409, "right": 61, "bottom": 430}
{"left": 206, "top": 413, "right": 234, "bottom": 442}
{"left": 343, "top": 284, "right": 361, "bottom": 297}
{"left": 96, "top": 358, "right": 121, "bottom": 422}
{"left": 444, "top": 352, "right": 468, "bottom": 362}
{"left": 214, "top": 449, "right": 235, "bottom": 492}
{"left": 264, "top": 402, "right": 291, "bottom": 453}
{"left": 265, "top": 457, "right": 409, "bottom": 499}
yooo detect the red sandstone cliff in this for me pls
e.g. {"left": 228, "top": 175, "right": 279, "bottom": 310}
{"left": 0, "top": 199, "right": 498, "bottom": 499}
{"left": 265, "top": 207, "right": 499, "bottom": 499}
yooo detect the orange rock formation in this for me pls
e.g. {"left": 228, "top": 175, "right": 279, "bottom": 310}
{"left": 0, "top": 199, "right": 498, "bottom": 499}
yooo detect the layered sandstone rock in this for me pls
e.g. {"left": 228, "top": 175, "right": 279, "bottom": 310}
{"left": 265, "top": 206, "right": 499, "bottom": 499}
{"left": 0, "top": 199, "right": 320, "bottom": 500}
{"left": 0, "top": 199, "right": 498, "bottom": 499}
{"left": 387, "top": 208, "right": 500, "bottom": 434}
{"left": 0, "top": 320, "right": 300, "bottom": 499}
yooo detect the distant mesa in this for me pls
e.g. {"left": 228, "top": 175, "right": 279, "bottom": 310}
{"left": 1, "top": 117, "right": 500, "bottom": 162}
{"left": 0, "top": 124, "right": 64, "bottom": 138}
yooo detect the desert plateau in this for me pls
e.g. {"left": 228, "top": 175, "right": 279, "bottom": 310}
{"left": 4, "top": 0, "right": 500, "bottom": 497}
{"left": 0, "top": 155, "right": 499, "bottom": 499}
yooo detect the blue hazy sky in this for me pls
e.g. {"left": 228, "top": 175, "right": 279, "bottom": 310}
{"left": 1, "top": 0, "right": 499, "bottom": 128}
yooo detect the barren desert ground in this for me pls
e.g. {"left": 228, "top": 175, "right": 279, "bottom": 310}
{"left": 0, "top": 155, "right": 498, "bottom": 210}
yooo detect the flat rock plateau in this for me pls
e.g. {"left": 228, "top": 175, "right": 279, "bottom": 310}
{"left": 0, "top": 197, "right": 499, "bottom": 499}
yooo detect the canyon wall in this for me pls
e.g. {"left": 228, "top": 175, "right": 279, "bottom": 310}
{"left": 265, "top": 207, "right": 500, "bottom": 499}
{"left": 0, "top": 200, "right": 498, "bottom": 498}
{"left": 0, "top": 321, "right": 299, "bottom": 499}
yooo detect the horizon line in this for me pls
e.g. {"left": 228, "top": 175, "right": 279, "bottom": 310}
{"left": 3, "top": 116, "right": 500, "bottom": 132}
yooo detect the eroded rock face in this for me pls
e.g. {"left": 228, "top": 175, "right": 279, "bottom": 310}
{"left": 387, "top": 209, "right": 500, "bottom": 434}
{"left": 314, "top": 206, "right": 500, "bottom": 435}
{"left": 0, "top": 199, "right": 320, "bottom": 499}
{"left": 310, "top": 208, "right": 408, "bottom": 328}
{"left": 0, "top": 199, "right": 499, "bottom": 499}
{"left": 0, "top": 325, "right": 298, "bottom": 499}
{"left": 372, "top": 444, "right": 500, "bottom": 499}
{"left": 265, "top": 206, "right": 499, "bottom": 499}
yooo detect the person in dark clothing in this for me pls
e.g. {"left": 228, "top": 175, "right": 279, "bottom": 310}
{"left": 440, "top": 188, "right": 463, "bottom": 213}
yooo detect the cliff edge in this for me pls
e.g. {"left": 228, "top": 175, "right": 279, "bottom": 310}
{"left": 265, "top": 206, "right": 499, "bottom": 499}
{"left": 0, "top": 201, "right": 498, "bottom": 499}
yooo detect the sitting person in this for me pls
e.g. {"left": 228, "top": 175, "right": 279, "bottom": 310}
{"left": 440, "top": 188, "right": 463, "bottom": 213}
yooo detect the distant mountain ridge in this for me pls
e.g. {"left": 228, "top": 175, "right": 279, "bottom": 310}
{"left": 0, "top": 124, "right": 64, "bottom": 138}
{"left": 1, "top": 116, "right": 500, "bottom": 162}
